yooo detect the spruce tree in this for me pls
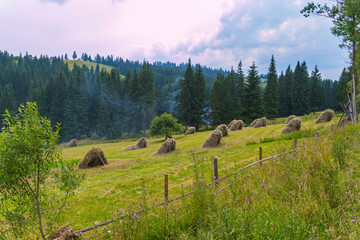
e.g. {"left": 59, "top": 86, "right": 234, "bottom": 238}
{"left": 243, "top": 62, "right": 263, "bottom": 123}
{"left": 309, "top": 65, "right": 325, "bottom": 112}
{"left": 236, "top": 61, "right": 245, "bottom": 117}
{"left": 284, "top": 66, "right": 294, "bottom": 115}
{"left": 292, "top": 61, "right": 310, "bottom": 115}
{"left": 210, "top": 72, "right": 225, "bottom": 125}
{"left": 263, "top": 55, "right": 279, "bottom": 119}
{"left": 334, "top": 68, "right": 351, "bottom": 111}
{"left": 192, "top": 64, "right": 206, "bottom": 128}
{"left": 178, "top": 59, "right": 195, "bottom": 128}
{"left": 278, "top": 71, "right": 287, "bottom": 116}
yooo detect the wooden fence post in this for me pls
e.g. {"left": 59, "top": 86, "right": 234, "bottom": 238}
{"left": 164, "top": 174, "right": 168, "bottom": 206}
{"left": 293, "top": 139, "right": 297, "bottom": 150}
{"left": 259, "top": 146, "right": 262, "bottom": 165}
{"left": 213, "top": 158, "right": 218, "bottom": 182}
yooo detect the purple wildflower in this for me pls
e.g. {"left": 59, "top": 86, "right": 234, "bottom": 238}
{"left": 213, "top": 176, "right": 217, "bottom": 179}
{"left": 75, "top": 232, "right": 78, "bottom": 236}
{"left": 267, "top": 172, "right": 270, "bottom": 174}
{"left": 201, "top": 179, "right": 203, "bottom": 182}
{"left": 133, "top": 214, "right": 137, "bottom": 218}
{"left": 352, "top": 219, "right": 356, "bottom": 222}
{"left": 105, "top": 226, "right": 108, "bottom": 230}
{"left": 262, "top": 184, "right": 265, "bottom": 188}
{"left": 245, "top": 197, "right": 249, "bottom": 200}
{"left": 80, "top": 232, "right": 83, "bottom": 235}
{"left": 119, "top": 209, "right": 123, "bottom": 213}
{"left": 139, "top": 203, "right": 142, "bottom": 206}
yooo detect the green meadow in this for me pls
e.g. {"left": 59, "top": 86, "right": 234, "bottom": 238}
{"left": 60, "top": 113, "right": 338, "bottom": 233}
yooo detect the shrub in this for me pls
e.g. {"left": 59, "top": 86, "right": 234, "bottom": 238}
{"left": 150, "top": 113, "right": 183, "bottom": 140}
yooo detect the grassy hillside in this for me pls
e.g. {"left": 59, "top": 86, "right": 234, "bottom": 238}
{"left": 59, "top": 114, "right": 339, "bottom": 236}
{"left": 64, "top": 60, "right": 124, "bottom": 78}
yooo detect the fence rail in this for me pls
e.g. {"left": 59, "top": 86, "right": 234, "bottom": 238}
{"left": 69, "top": 139, "right": 298, "bottom": 236}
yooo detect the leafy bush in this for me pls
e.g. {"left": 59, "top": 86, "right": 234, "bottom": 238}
{"left": 150, "top": 113, "right": 183, "bottom": 139}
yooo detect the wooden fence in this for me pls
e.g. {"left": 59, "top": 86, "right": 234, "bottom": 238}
{"left": 69, "top": 139, "right": 298, "bottom": 236}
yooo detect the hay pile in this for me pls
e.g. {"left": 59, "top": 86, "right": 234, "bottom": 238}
{"left": 202, "top": 129, "right": 222, "bottom": 148}
{"left": 285, "top": 115, "right": 296, "bottom": 124}
{"left": 249, "top": 117, "right": 267, "bottom": 128}
{"left": 53, "top": 226, "right": 72, "bottom": 239}
{"left": 78, "top": 148, "right": 108, "bottom": 169}
{"left": 228, "top": 120, "right": 244, "bottom": 131}
{"left": 185, "top": 127, "right": 196, "bottom": 135}
{"left": 153, "top": 138, "right": 176, "bottom": 156}
{"left": 315, "top": 109, "right": 334, "bottom": 124}
{"left": 67, "top": 139, "right": 78, "bottom": 148}
{"left": 121, "top": 137, "right": 148, "bottom": 151}
{"left": 281, "top": 117, "right": 302, "bottom": 135}
{"left": 249, "top": 119, "right": 259, "bottom": 127}
{"left": 216, "top": 124, "right": 229, "bottom": 137}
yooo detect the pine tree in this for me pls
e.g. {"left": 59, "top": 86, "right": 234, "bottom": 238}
{"left": 263, "top": 55, "right": 279, "bottom": 119}
{"left": 178, "top": 59, "right": 195, "bottom": 128}
{"left": 334, "top": 68, "right": 351, "bottom": 111}
{"left": 278, "top": 71, "right": 287, "bottom": 116}
{"left": 192, "top": 64, "right": 206, "bottom": 128}
{"left": 309, "top": 65, "right": 325, "bottom": 112}
{"left": 236, "top": 61, "right": 245, "bottom": 117}
{"left": 292, "top": 61, "right": 310, "bottom": 115}
{"left": 243, "top": 62, "right": 263, "bottom": 123}
{"left": 72, "top": 51, "right": 77, "bottom": 60}
{"left": 210, "top": 72, "right": 225, "bottom": 125}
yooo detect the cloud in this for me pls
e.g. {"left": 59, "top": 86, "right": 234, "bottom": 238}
{"left": 39, "top": 0, "right": 68, "bottom": 4}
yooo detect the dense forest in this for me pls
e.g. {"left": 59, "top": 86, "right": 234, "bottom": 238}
{"left": 0, "top": 50, "right": 351, "bottom": 141}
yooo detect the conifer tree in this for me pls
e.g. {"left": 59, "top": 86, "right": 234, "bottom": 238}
{"left": 192, "top": 64, "right": 206, "bottom": 128}
{"left": 263, "top": 55, "right": 279, "bottom": 118}
{"left": 334, "top": 68, "right": 352, "bottom": 111}
{"left": 309, "top": 65, "right": 325, "bottom": 112}
{"left": 236, "top": 61, "right": 245, "bottom": 117}
{"left": 278, "top": 71, "right": 287, "bottom": 116}
{"left": 243, "top": 62, "right": 263, "bottom": 123}
{"left": 292, "top": 61, "right": 310, "bottom": 115}
{"left": 210, "top": 72, "right": 225, "bottom": 125}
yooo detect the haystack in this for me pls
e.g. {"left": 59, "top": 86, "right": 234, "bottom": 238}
{"left": 67, "top": 139, "right": 78, "bottom": 148}
{"left": 78, "top": 148, "right": 108, "bottom": 169}
{"left": 254, "top": 117, "right": 267, "bottom": 128}
{"left": 285, "top": 115, "right": 296, "bottom": 124}
{"left": 228, "top": 120, "right": 244, "bottom": 131}
{"left": 281, "top": 117, "right": 302, "bottom": 135}
{"left": 202, "top": 129, "right": 222, "bottom": 148}
{"left": 216, "top": 124, "right": 229, "bottom": 137}
{"left": 153, "top": 138, "right": 176, "bottom": 156}
{"left": 249, "top": 119, "right": 259, "bottom": 127}
{"left": 315, "top": 109, "right": 334, "bottom": 124}
{"left": 53, "top": 226, "right": 72, "bottom": 239}
{"left": 185, "top": 127, "right": 196, "bottom": 135}
{"left": 121, "top": 137, "right": 148, "bottom": 151}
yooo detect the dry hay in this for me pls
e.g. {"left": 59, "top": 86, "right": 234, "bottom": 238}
{"left": 216, "top": 124, "right": 229, "bottom": 137}
{"left": 228, "top": 120, "right": 244, "bottom": 131}
{"left": 315, "top": 109, "right": 334, "bottom": 124}
{"left": 78, "top": 147, "right": 108, "bottom": 169}
{"left": 153, "top": 138, "right": 176, "bottom": 156}
{"left": 67, "top": 139, "right": 78, "bottom": 148}
{"left": 254, "top": 117, "right": 267, "bottom": 128}
{"left": 202, "top": 129, "right": 222, "bottom": 148}
{"left": 53, "top": 225, "right": 72, "bottom": 239}
{"left": 285, "top": 115, "right": 296, "bottom": 124}
{"left": 281, "top": 117, "right": 302, "bottom": 135}
{"left": 185, "top": 126, "right": 196, "bottom": 135}
{"left": 121, "top": 137, "right": 148, "bottom": 151}
{"left": 248, "top": 119, "right": 259, "bottom": 127}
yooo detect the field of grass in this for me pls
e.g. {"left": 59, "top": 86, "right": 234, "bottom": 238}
{"left": 64, "top": 60, "right": 125, "bottom": 78}
{"left": 59, "top": 113, "right": 338, "bottom": 235}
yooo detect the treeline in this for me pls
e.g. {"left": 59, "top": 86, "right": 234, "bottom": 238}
{"left": 0, "top": 51, "right": 351, "bottom": 142}
{"left": 206, "top": 56, "right": 350, "bottom": 125}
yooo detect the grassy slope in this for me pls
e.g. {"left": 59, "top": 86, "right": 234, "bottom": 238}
{"left": 60, "top": 114, "right": 337, "bottom": 230}
{"left": 64, "top": 60, "right": 125, "bottom": 78}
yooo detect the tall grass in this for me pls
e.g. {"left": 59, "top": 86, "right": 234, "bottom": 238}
{"left": 79, "top": 123, "right": 360, "bottom": 239}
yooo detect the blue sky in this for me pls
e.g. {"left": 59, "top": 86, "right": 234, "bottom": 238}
{"left": 0, "top": 0, "right": 349, "bottom": 79}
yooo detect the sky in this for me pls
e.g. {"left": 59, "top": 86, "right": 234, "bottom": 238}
{"left": 0, "top": 0, "right": 350, "bottom": 79}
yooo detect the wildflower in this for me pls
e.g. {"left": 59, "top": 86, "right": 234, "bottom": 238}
{"left": 139, "top": 203, "right": 142, "bottom": 206}
{"left": 352, "top": 219, "right": 356, "bottom": 222}
{"left": 213, "top": 176, "right": 217, "bottom": 179}
{"left": 267, "top": 172, "right": 270, "bottom": 174}
{"left": 323, "top": 191, "right": 326, "bottom": 194}
{"left": 80, "top": 232, "right": 83, "bottom": 235}
{"left": 105, "top": 226, "right": 108, "bottom": 230}
{"left": 245, "top": 197, "right": 249, "bottom": 200}
{"left": 201, "top": 179, "right": 203, "bottom": 182}
{"left": 262, "top": 184, "right": 265, "bottom": 188}
{"left": 118, "top": 209, "right": 123, "bottom": 213}
{"left": 75, "top": 232, "right": 78, "bottom": 236}
{"left": 134, "top": 214, "right": 137, "bottom": 218}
